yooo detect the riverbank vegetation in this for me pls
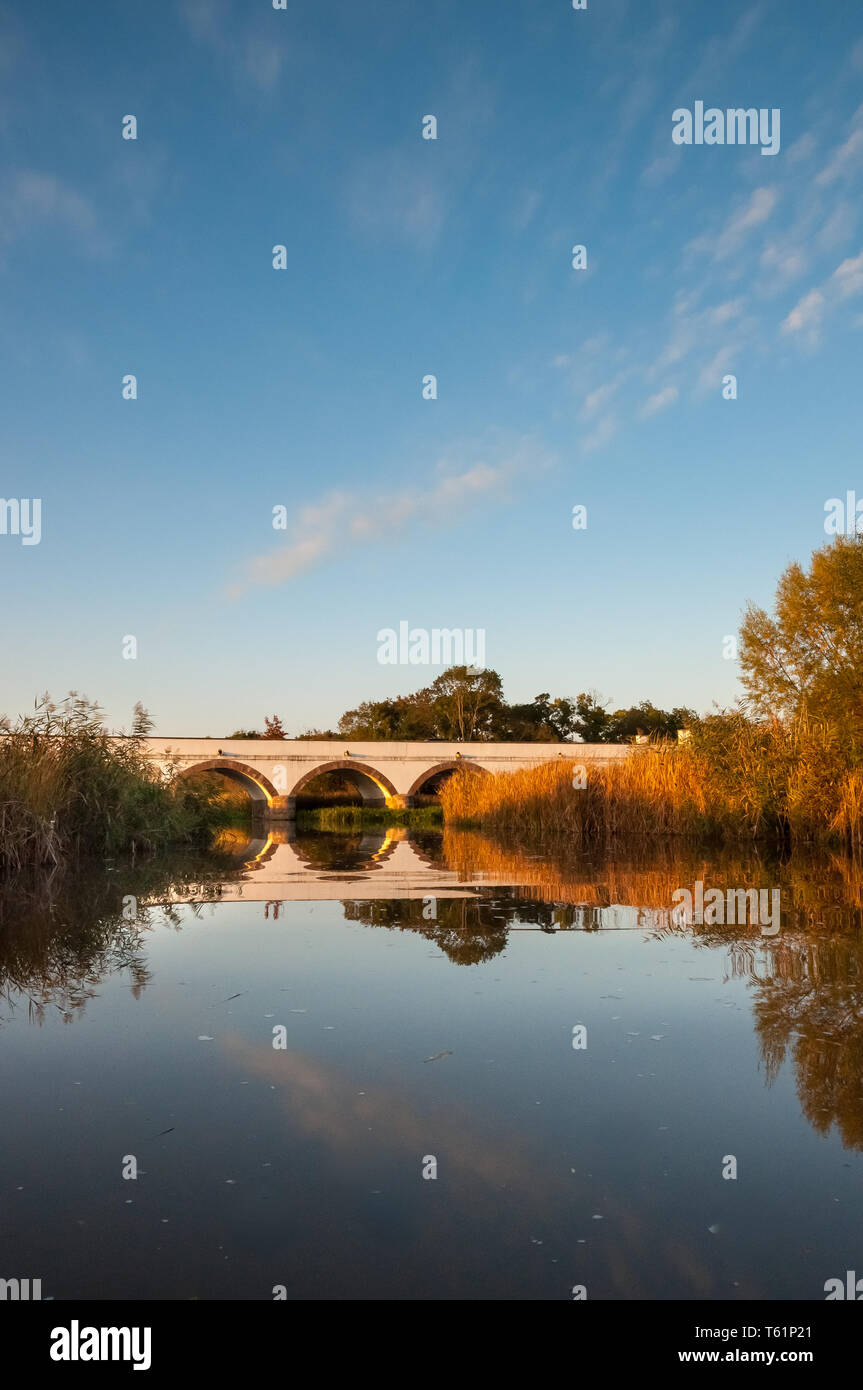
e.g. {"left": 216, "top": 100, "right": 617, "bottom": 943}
{"left": 0, "top": 696, "right": 244, "bottom": 872}
{"left": 297, "top": 804, "right": 443, "bottom": 831}
{"left": 440, "top": 712, "right": 863, "bottom": 850}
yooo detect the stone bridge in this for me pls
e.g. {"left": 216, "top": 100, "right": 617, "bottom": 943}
{"left": 140, "top": 737, "right": 631, "bottom": 821}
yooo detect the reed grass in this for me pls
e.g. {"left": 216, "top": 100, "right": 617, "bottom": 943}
{"left": 0, "top": 695, "right": 239, "bottom": 871}
{"left": 439, "top": 713, "right": 863, "bottom": 850}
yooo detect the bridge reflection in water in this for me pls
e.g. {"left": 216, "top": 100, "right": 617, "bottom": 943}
{"left": 146, "top": 825, "right": 500, "bottom": 906}
{"left": 143, "top": 824, "right": 863, "bottom": 937}
{"left": 147, "top": 824, "right": 744, "bottom": 921}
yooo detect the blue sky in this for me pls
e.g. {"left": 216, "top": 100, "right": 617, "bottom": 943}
{"left": 2, "top": 0, "right": 862, "bottom": 735}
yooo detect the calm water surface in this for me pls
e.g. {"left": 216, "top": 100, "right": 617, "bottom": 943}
{"left": 1, "top": 826, "right": 862, "bottom": 1300}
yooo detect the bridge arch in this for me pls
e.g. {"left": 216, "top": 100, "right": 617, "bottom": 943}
{"left": 178, "top": 757, "right": 280, "bottom": 805}
{"left": 290, "top": 759, "right": 399, "bottom": 807}
{"left": 407, "top": 760, "right": 491, "bottom": 798}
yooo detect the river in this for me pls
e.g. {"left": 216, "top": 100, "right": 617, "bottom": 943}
{"left": 1, "top": 825, "right": 861, "bottom": 1300}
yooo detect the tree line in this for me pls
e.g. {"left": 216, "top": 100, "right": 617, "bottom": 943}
{"left": 231, "top": 670, "right": 694, "bottom": 744}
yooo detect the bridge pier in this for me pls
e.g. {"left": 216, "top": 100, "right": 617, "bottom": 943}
{"left": 265, "top": 795, "right": 296, "bottom": 823}
{"left": 386, "top": 794, "right": 415, "bottom": 811}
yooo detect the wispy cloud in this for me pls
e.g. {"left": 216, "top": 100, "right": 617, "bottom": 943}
{"left": 780, "top": 249, "right": 863, "bottom": 346}
{"left": 833, "top": 250, "right": 863, "bottom": 298}
{"left": 787, "top": 132, "right": 817, "bottom": 164}
{"left": 817, "top": 200, "right": 857, "bottom": 251}
{"left": 815, "top": 127, "right": 863, "bottom": 186}
{"left": 581, "top": 415, "right": 617, "bottom": 455}
{"left": 639, "top": 385, "right": 678, "bottom": 419}
{"left": 680, "top": 2, "right": 765, "bottom": 93}
{"left": 638, "top": 3, "right": 764, "bottom": 186}
{"left": 581, "top": 376, "right": 625, "bottom": 418}
{"left": 759, "top": 240, "right": 807, "bottom": 291}
{"left": 179, "top": 0, "right": 286, "bottom": 91}
{"left": 344, "top": 60, "right": 495, "bottom": 251}
{"left": 709, "top": 298, "right": 745, "bottom": 326}
{"left": 346, "top": 152, "right": 447, "bottom": 251}
{"left": 228, "top": 438, "right": 551, "bottom": 594}
{"left": 0, "top": 171, "right": 106, "bottom": 254}
{"left": 179, "top": 0, "right": 227, "bottom": 40}
{"left": 689, "top": 187, "right": 780, "bottom": 263}
{"left": 780, "top": 287, "right": 826, "bottom": 344}
{"left": 695, "top": 345, "right": 738, "bottom": 397}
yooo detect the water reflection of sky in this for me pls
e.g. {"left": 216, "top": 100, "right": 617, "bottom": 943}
{"left": 1, "top": 829, "right": 862, "bottom": 1300}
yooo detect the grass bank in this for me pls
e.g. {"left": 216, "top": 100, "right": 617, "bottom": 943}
{"left": 439, "top": 713, "right": 863, "bottom": 851}
{"left": 0, "top": 696, "right": 245, "bottom": 872}
{"left": 297, "top": 804, "right": 443, "bottom": 831}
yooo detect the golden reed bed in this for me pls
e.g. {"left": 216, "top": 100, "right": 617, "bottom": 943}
{"left": 439, "top": 718, "right": 863, "bottom": 852}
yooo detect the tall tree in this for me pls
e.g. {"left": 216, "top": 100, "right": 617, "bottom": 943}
{"left": 739, "top": 535, "right": 863, "bottom": 727}
{"left": 492, "top": 693, "right": 579, "bottom": 741}
{"left": 427, "top": 666, "right": 504, "bottom": 742}
{"left": 338, "top": 700, "right": 405, "bottom": 740}
{"left": 571, "top": 692, "right": 612, "bottom": 742}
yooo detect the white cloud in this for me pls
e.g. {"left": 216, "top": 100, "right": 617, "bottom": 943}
{"left": 787, "top": 132, "right": 817, "bottom": 164}
{"left": 696, "top": 346, "right": 738, "bottom": 396}
{"left": 709, "top": 298, "right": 745, "bottom": 325}
{"left": 0, "top": 171, "right": 104, "bottom": 253}
{"left": 686, "top": 187, "right": 779, "bottom": 264}
{"left": 581, "top": 415, "right": 617, "bottom": 455}
{"left": 243, "top": 35, "right": 283, "bottom": 90}
{"left": 347, "top": 151, "right": 446, "bottom": 250}
{"left": 651, "top": 320, "right": 697, "bottom": 375}
{"left": 815, "top": 127, "right": 863, "bottom": 186}
{"left": 779, "top": 248, "right": 863, "bottom": 347}
{"left": 713, "top": 187, "right": 779, "bottom": 261}
{"left": 178, "top": 0, "right": 228, "bottom": 42}
{"left": 760, "top": 247, "right": 801, "bottom": 277}
{"left": 639, "top": 386, "right": 678, "bottom": 419}
{"left": 229, "top": 440, "right": 551, "bottom": 593}
{"left": 511, "top": 189, "right": 541, "bottom": 231}
{"left": 833, "top": 251, "right": 863, "bottom": 298}
{"left": 817, "top": 201, "right": 857, "bottom": 251}
{"left": 179, "top": 0, "right": 286, "bottom": 92}
{"left": 640, "top": 152, "right": 679, "bottom": 186}
{"left": 780, "top": 288, "right": 825, "bottom": 342}
{"left": 758, "top": 241, "right": 807, "bottom": 291}
{"left": 581, "top": 379, "right": 621, "bottom": 418}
